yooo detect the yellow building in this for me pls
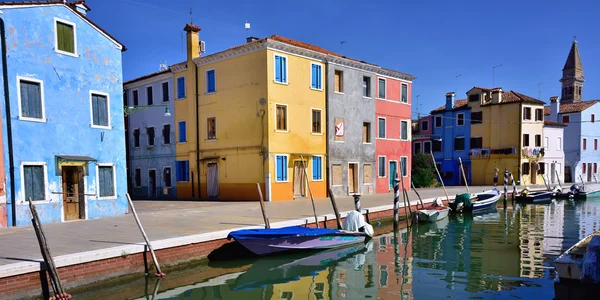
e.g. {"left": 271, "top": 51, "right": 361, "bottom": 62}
{"left": 176, "top": 24, "right": 328, "bottom": 201}
{"left": 467, "top": 87, "right": 546, "bottom": 185}
{"left": 270, "top": 268, "right": 330, "bottom": 300}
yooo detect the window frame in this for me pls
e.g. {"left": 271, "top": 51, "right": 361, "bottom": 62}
{"left": 400, "top": 120, "right": 409, "bottom": 141}
{"left": 133, "top": 127, "right": 140, "bottom": 148}
{"left": 595, "top": 138, "right": 598, "bottom": 150}
{"left": 146, "top": 126, "right": 155, "bottom": 147}
{"left": 583, "top": 138, "right": 587, "bottom": 150}
{"left": 456, "top": 113, "right": 465, "bottom": 126}
{"left": 19, "top": 162, "right": 49, "bottom": 204}
{"left": 16, "top": 76, "right": 46, "bottom": 123}
{"left": 557, "top": 137, "right": 562, "bottom": 150}
{"left": 54, "top": 17, "right": 78, "bottom": 57}
{"left": 423, "top": 141, "right": 432, "bottom": 154}
{"left": 146, "top": 85, "right": 153, "bottom": 106}
{"left": 311, "top": 108, "right": 322, "bottom": 135}
{"left": 401, "top": 83, "right": 408, "bottom": 103}
{"left": 275, "top": 103, "right": 288, "bottom": 132}
{"left": 377, "top": 78, "right": 386, "bottom": 100}
{"left": 178, "top": 121, "right": 187, "bottom": 143}
{"left": 274, "top": 54, "right": 288, "bottom": 84}
{"left": 421, "top": 120, "right": 429, "bottom": 131}
{"left": 414, "top": 142, "right": 422, "bottom": 154}
{"left": 523, "top": 134, "right": 530, "bottom": 147}
{"left": 89, "top": 90, "right": 111, "bottom": 129}
{"left": 471, "top": 111, "right": 483, "bottom": 124}
{"left": 362, "top": 122, "right": 372, "bottom": 144}
{"left": 535, "top": 108, "right": 544, "bottom": 121}
{"left": 275, "top": 154, "right": 289, "bottom": 182}
{"left": 400, "top": 156, "right": 408, "bottom": 177}
{"left": 162, "top": 123, "right": 171, "bottom": 145}
{"left": 176, "top": 76, "right": 186, "bottom": 99}
{"left": 378, "top": 117, "right": 386, "bottom": 139}
{"left": 311, "top": 156, "right": 323, "bottom": 181}
{"left": 334, "top": 70, "right": 344, "bottom": 93}
{"left": 96, "top": 163, "right": 117, "bottom": 200}
{"left": 161, "top": 81, "right": 170, "bottom": 102}
{"left": 523, "top": 107, "right": 532, "bottom": 120}
{"left": 454, "top": 136, "right": 465, "bottom": 151}
{"left": 363, "top": 76, "right": 371, "bottom": 98}
{"left": 434, "top": 116, "right": 442, "bottom": 128}
{"left": 132, "top": 89, "right": 139, "bottom": 106}
{"left": 310, "top": 63, "right": 323, "bottom": 91}
{"left": 535, "top": 134, "right": 542, "bottom": 147}
{"left": 176, "top": 160, "right": 190, "bottom": 182}
{"left": 206, "top": 69, "right": 216, "bottom": 94}
{"left": 562, "top": 115, "right": 570, "bottom": 123}
{"left": 134, "top": 168, "right": 142, "bottom": 188}
{"left": 206, "top": 116, "right": 217, "bottom": 141}
{"left": 377, "top": 156, "right": 386, "bottom": 178}
{"left": 592, "top": 114, "right": 596, "bottom": 123}
{"left": 163, "top": 166, "right": 172, "bottom": 188}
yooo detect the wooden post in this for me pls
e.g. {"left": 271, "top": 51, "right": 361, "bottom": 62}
{"left": 300, "top": 155, "right": 319, "bottom": 228}
{"left": 580, "top": 175, "right": 586, "bottom": 189}
{"left": 458, "top": 157, "right": 470, "bottom": 194}
{"left": 510, "top": 173, "right": 517, "bottom": 200}
{"left": 393, "top": 176, "right": 400, "bottom": 229}
{"left": 256, "top": 183, "right": 270, "bottom": 229}
{"left": 503, "top": 169, "right": 509, "bottom": 201}
{"left": 556, "top": 169, "right": 563, "bottom": 190}
{"left": 327, "top": 188, "right": 343, "bottom": 230}
{"left": 126, "top": 193, "right": 165, "bottom": 277}
{"left": 430, "top": 150, "right": 449, "bottom": 201}
{"left": 410, "top": 181, "right": 425, "bottom": 209}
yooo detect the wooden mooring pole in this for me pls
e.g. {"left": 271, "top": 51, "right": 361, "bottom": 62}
{"left": 301, "top": 156, "right": 319, "bottom": 228}
{"left": 410, "top": 181, "right": 425, "bottom": 209}
{"left": 327, "top": 188, "right": 343, "bottom": 229}
{"left": 430, "top": 150, "right": 449, "bottom": 201}
{"left": 556, "top": 169, "right": 563, "bottom": 190}
{"left": 393, "top": 176, "right": 400, "bottom": 229}
{"left": 458, "top": 157, "right": 470, "bottom": 195}
{"left": 256, "top": 183, "right": 270, "bottom": 229}
{"left": 126, "top": 193, "right": 165, "bottom": 277}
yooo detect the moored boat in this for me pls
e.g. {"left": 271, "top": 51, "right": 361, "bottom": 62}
{"left": 553, "top": 184, "right": 600, "bottom": 200}
{"left": 449, "top": 188, "right": 501, "bottom": 213}
{"left": 515, "top": 187, "right": 554, "bottom": 202}
{"left": 416, "top": 198, "right": 450, "bottom": 223}
{"left": 555, "top": 231, "right": 600, "bottom": 283}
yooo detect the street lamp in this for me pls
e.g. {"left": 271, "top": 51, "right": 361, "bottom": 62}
{"left": 123, "top": 104, "right": 171, "bottom": 117}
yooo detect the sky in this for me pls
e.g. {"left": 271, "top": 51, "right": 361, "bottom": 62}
{"left": 90, "top": 0, "right": 600, "bottom": 118}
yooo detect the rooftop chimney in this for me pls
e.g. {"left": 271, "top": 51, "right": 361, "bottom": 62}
{"left": 550, "top": 96, "right": 560, "bottom": 121}
{"left": 69, "top": 0, "right": 90, "bottom": 16}
{"left": 445, "top": 92, "right": 455, "bottom": 111}
{"left": 184, "top": 24, "right": 201, "bottom": 62}
{"left": 246, "top": 36, "right": 259, "bottom": 43}
{"left": 490, "top": 88, "right": 503, "bottom": 104}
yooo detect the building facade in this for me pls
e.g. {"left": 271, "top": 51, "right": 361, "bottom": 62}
{"left": 124, "top": 68, "right": 176, "bottom": 199}
{"left": 542, "top": 119, "right": 566, "bottom": 184}
{"left": 412, "top": 115, "right": 433, "bottom": 156}
{"left": 0, "top": 2, "right": 127, "bottom": 226}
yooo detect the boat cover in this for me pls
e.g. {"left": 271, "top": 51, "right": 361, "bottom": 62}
{"left": 227, "top": 226, "right": 339, "bottom": 240}
{"left": 582, "top": 235, "right": 600, "bottom": 283}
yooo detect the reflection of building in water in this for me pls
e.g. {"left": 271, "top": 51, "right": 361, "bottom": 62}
{"left": 519, "top": 205, "right": 546, "bottom": 278}
{"left": 270, "top": 269, "right": 329, "bottom": 300}
{"left": 330, "top": 241, "right": 378, "bottom": 299}
{"left": 577, "top": 200, "right": 600, "bottom": 239}
{"left": 543, "top": 201, "right": 565, "bottom": 255}
{"left": 376, "top": 230, "right": 413, "bottom": 299}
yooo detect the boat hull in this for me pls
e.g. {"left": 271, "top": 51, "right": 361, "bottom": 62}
{"left": 235, "top": 232, "right": 367, "bottom": 256}
{"left": 450, "top": 189, "right": 501, "bottom": 213}
{"left": 515, "top": 191, "right": 553, "bottom": 202}
{"left": 554, "top": 231, "right": 600, "bottom": 281}
{"left": 417, "top": 208, "right": 450, "bottom": 223}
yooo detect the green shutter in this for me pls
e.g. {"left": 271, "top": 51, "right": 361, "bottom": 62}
{"left": 57, "top": 22, "right": 74, "bottom": 53}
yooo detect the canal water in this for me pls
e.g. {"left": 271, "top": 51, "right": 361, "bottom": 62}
{"left": 75, "top": 198, "right": 600, "bottom": 300}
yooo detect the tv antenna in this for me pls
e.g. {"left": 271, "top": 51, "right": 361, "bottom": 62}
{"left": 340, "top": 41, "right": 346, "bottom": 49}
{"left": 538, "top": 82, "right": 543, "bottom": 99}
{"left": 455, "top": 74, "right": 462, "bottom": 92}
{"left": 493, "top": 64, "right": 503, "bottom": 87}
{"left": 189, "top": 8, "right": 193, "bottom": 24}
{"left": 245, "top": 20, "right": 250, "bottom": 36}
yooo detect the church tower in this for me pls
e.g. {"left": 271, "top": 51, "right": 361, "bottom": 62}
{"left": 560, "top": 39, "right": 585, "bottom": 104}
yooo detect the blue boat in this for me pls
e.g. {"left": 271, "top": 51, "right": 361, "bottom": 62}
{"left": 515, "top": 188, "right": 554, "bottom": 203}
{"left": 449, "top": 189, "right": 501, "bottom": 213}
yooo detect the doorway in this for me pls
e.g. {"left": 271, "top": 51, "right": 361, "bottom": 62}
{"left": 148, "top": 169, "right": 157, "bottom": 198}
{"left": 389, "top": 161, "right": 398, "bottom": 189}
{"left": 348, "top": 163, "right": 359, "bottom": 194}
{"left": 293, "top": 161, "right": 306, "bottom": 198}
{"left": 207, "top": 163, "right": 219, "bottom": 198}
{"left": 530, "top": 162, "right": 537, "bottom": 185}
{"left": 588, "top": 163, "right": 593, "bottom": 182}
{"left": 551, "top": 163, "right": 556, "bottom": 183}
{"left": 62, "top": 166, "right": 84, "bottom": 221}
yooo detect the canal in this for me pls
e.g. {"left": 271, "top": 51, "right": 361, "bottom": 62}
{"left": 72, "top": 198, "right": 600, "bottom": 299}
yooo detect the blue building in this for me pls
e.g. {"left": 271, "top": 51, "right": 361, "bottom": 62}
{"left": 430, "top": 92, "right": 471, "bottom": 186}
{"left": 0, "top": 1, "right": 127, "bottom": 226}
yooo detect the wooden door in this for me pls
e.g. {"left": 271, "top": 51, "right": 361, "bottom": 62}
{"left": 207, "top": 163, "right": 219, "bottom": 198}
{"left": 349, "top": 164, "right": 357, "bottom": 194}
{"left": 530, "top": 162, "right": 537, "bottom": 184}
{"left": 389, "top": 161, "right": 397, "bottom": 189}
{"left": 62, "top": 166, "right": 80, "bottom": 221}
{"left": 293, "top": 161, "right": 306, "bottom": 197}
{"left": 149, "top": 170, "right": 157, "bottom": 198}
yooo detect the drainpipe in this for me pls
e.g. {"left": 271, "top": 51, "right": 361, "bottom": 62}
{"left": 0, "top": 18, "right": 16, "bottom": 227}
{"left": 324, "top": 59, "right": 330, "bottom": 198}
{"left": 518, "top": 103, "right": 523, "bottom": 185}
{"left": 195, "top": 65, "right": 201, "bottom": 199}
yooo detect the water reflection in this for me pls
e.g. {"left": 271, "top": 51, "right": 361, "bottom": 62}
{"left": 125, "top": 198, "right": 600, "bottom": 300}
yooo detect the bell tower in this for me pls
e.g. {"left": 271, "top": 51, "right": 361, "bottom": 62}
{"left": 559, "top": 39, "right": 585, "bottom": 104}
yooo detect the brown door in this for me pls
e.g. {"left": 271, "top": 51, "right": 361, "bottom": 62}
{"left": 62, "top": 166, "right": 81, "bottom": 221}
{"left": 149, "top": 170, "right": 157, "bottom": 198}
{"left": 530, "top": 162, "right": 537, "bottom": 185}
{"left": 293, "top": 161, "right": 306, "bottom": 197}
{"left": 349, "top": 164, "right": 358, "bottom": 194}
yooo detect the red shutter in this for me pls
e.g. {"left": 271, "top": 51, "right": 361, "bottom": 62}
{"left": 583, "top": 139, "right": 587, "bottom": 150}
{"left": 583, "top": 163, "right": 586, "bottom": 173}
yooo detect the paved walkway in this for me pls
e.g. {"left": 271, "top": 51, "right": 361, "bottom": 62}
{"left": 0, "top": 184, "right": 552, "bottom": 278}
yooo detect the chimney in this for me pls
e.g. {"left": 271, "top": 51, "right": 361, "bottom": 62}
{"left": 69, "top": 1, "right": 90, "bottom": 16}
{"left": 490, "top": 88, "right": 503, "bottom": 104}
{"left": 550, "top": 96, "right": 560, "bottom": 121}
{"left": 184, "top": 24, "right": 201, "bottom": 62}
{"left": 246, "top": 36, "right": 259, "bottom": 43}
{"left": 445, "top": 92, "right": 455, "bottom": 111}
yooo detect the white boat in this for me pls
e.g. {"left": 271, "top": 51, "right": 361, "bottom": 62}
{"left": 555, "top": 231, "right": 600, "bottom": 282}
{"left": 417, "top": 199, "right": 450, "bottom": 223}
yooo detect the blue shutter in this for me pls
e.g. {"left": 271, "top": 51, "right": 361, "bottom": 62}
{"left": 184, "top": 161, "right": 189, "bottom": 181}
{"left": 20, "top": 81, "right": 42, "bottom": 119}
{"left": 282, "top": 156, "right": 288, "bottom": 181}
{"left": 317, "top": 65, "right": 322, "bottom": 89}
{"left": 207, "top": 70, "right": 215, "bottom": 93}
{"left": 176, "top": 161, "right": 181, "bottom": 181}
{"left": 179, "top": 121, "right": 186, "bottom": 142}
{"left": 275, "top": 56, "right": 282, "bottom": 82}
{"left": 311, "top": 64, "right": 317, "bottom": 89}
{"left": 93, "top": 94, "right": 108, "bottom": 126}
{"left": 177, "top": 77, "right": 185, "bottom": 98}
{"left": 276, "top": 156, "right": 283, "bottom": 181}
{"left": 281, "top": 57, "right": 287, "bottom": 83}
{"left": 312, "top": 157, "right": 322, "bottom": 180}
{"left": 99, "top": 166, "right": 114, "bottom": 197}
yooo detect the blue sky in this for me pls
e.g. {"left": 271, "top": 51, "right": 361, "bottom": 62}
{"left": 93, "top": 0, "right": 600, "bottom": 117}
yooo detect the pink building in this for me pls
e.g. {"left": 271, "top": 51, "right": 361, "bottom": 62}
{"left": 375, "top": 74, "right": 413, "bottom": 193}
{"left": 412, "top": 115, "right": 433, "bottom": 155}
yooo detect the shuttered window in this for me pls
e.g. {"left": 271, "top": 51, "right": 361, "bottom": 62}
{"left": 312, "top": 156, "right": 322, "bottom": 180}
{"left": 311, "top": 64, "right": 322, "bottom": 89}
{"left": 23, "top": 165, "right": 45, "bottom": 201}
{"left": 401, "top": 121, "right": 408, "bottom": 140}
{"left": 162, "top": 82, "right": 169, "bottom": 102}
{"left": 146, "top": 127, "right": 155, "bottom": 146}
{"left": 378, "top": 118, "right": 386, "bottom": 138}
{"left": 162, "top": 124, "right": 171, "bottom": 144}
{"left": 276, "top": 155, "right": 288, "bottom": 182}
{"left": 311, "top": 109, "right": 321, "bottom": 133}
{"left": 56, "top": 21, "right": 75, "bottom": 54}
{"left": 19, "top": 79, "right": 44, "bottom": 120}
{"left": 275, "top": 55, "right": 287, "bottom": 83}
{"left": 276, "top": 105, "right": 287, "bottom": 131}
{"left": 147, "top": 86, "right": 153, "bottom": 105}
{"left": 378, "top": 157, "right": 386, "bottom": 177}
{"left": 401, "top": 157, "right": 408, "bottom": 176}
{"left": 164, "top": 167, "right": 172, "bottom": 188}
{"left": 401, "top": 83, "right": 408, "bottom": 103}
{"left": 98, "top": 166, "right": 115, "bottom": 197}
{"left": 378, "top": 78, "right": 386, "bottom": 99}
{"left": 176, "top": 161, "right": 189, "bottom": 182}
{"left": 178, "top": 121, "right": 187, "bottom": 143}
{"left": 177, "top": 77, "right": 186, "bottom": 98}
{"left": 206, "top": 70, "right": 216, "bottom": 93}
{"left": 91, "top": 93, "right": 109, "bottom": 127}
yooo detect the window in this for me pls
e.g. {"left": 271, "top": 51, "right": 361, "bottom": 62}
{"left": 378, "top": 157, "right": 386, "bottom": 177}
{"left": 363, "top": 122, "right": 371, "bottom": 143}
{"left": 433, "top": 139, "right": 442, "bottom": 152}
{"left": 435, "top": 116, "right": 442, "bottom": 127}
{"left": 424, "top": 141, "right": 431, "bottom": 153}
{"left": 400, "top": 120, "right": 408, "bottom": 140}
{"left": 90, "top": 92, "right": 109, "bottom": 128}
{"left": 178, "top": 121, "right": 187, "bottom": 143}
{"left": 558, "top": 137, "right": 562, "bottom": 150}
{"left": 583, "top": 138, "right": 587, "bottom": 150}
{"left": 18, "top": 77, "right": 45, "bottom": 121}
{"left": 146, "top": 127, "right": 155, "bottom": 147}
{"left": 363, "top": 76, "right": 371, "bottom": 97}
{"left": 470, "top": 137, "right": 482, "bottom": 149}
{"left": 401, "top": 84, "right": 408, "bottom": 103}
{"left": 468, "top": 94, "right": 479, "bottom": 102}
{"left": 332, "top": 164, "right": 343, "bottom": 185}
{"left": 363, "top": 164, "right": 373, "bottom": 184}
{"left": 523, "top": 107, "right": 532, "bottom": 120}
{"left": 207, "top": 117, "right": 216, "bottom": 140}
{"left": 312, "top": 156, "right": 322, "bottom": 181}
{"left": 123, "top": 90, "right": 128, "bottom": 106}
{"left": 274, "top": 55, "right": 287, "bottom": 84}
{"left": 595, "top": 163, "right": 598, "bottom": 174}
{"left": 592, "top": 114, "right": 596, "bottom": 123}
{"left": 539, "top": 162, "right": 545, "bottom": 174}
{"left": 401, "top": 157, "right": 408, "bottom": 176}
{"left": 276, "top": 104, "right": 288, "bottom": 131}
{"left": 55, "top": 19, "right": 76, "bottom": 55}
{"left": 334, "top": 118, "right": 344, "bottom": 142}
{"left": 280, "top": 292, "right": 294, "bottom": 300}
{"left": 378, "top": 118, "right": 386, "bottom": 138}
{"left": 177, "top": 77, "right": 186, "bottom": 98}
{"left": 176, "top": 161, "right": 189, "bottom": 182}
{"left": 583, "top": 163, "right": 586, "bottom": 173}
{"left": 522, "top": 163, "right": 530, "bottom": 175}
{"left": 454, "top": 137, "right": 465, "bottom": 151}
{"left": 162, "top": 124, "right": 171, "bottom": 145}
{"left": 414, "top": 143, "right": 421, "bottom": 154}
{"left": 523, "top": 134, "right": 530, "bottom": 147}
{"left": 206, "top": 69, "right": 216, "bottom": 93}
{"left": 457, "top": 113, "right": 465, "bottom": 126}
{"left": 535, "top": 108, "right": 543, "bottom": 121}
{"left": 134, "top": 168, "right": 141, "bottom": 188}
{"left": 311, "top": 63, "right": 322, "bottom": 90}
{"left": 23, "top": 164, "right": 45, "bottom": 201}
{"left": 133, "top": 90, "right": 139, "bottom": 106}
{"left": 562, "top": 115, "right": 570, "bottom": 123}
{"left": 545, "top": 137, "right": 549, "bottom": 148}
{"left": 471, "top": 111, "right": 483, "bottom": 124}
{"left": 311, "top": 109, "right": 321, "bottom": 133}
{"left": 595, "top": 139, "right": 598, "bottom": 150}
{"left": 378, "top": 78, "right": 386, "bottom": 99}
{"left": 147, "top": 86, "right": 153, "bottom": 105}
{"left": 421, "top": 120, "right": 429, "bottom": 131}
{"left": 334, "top": 70, "right": 343, "bottom": 93}
{"left": 535, "top": 134, "right": 541, "bottom": 147}
{"left": 162, "top": 82, "right": 169, "bottom": 102}
{"left": 133, "top": 128, "right": 140, "bottom": 147}
{"left": 98, "top": 165, "right": 116, "bottom": 198}
{"left": 163, "top": 167, "right": 172, "bottom": 188}
{"left": 276, "top": 155, "right": 288, "bottom": 182}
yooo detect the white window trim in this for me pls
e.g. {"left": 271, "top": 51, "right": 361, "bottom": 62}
{"left": 400, "top": 156, "right": 409, "bottom": 177}
{"left": 363, "top": 163, "right": 374, "bottom": 185}
{"left": 205, "top": 68, "right": 216, "bottom": 94}
{"left": 146, "top": 126, "right": 156, "bottom": 147}
{"left": 178, "top": 121, "right": 187, "bottom": 144}
{"left": 16, "top": 76, "right": 46, "bottom": 123}
{"left": 132, "top": 89, "right": 139, "bottom": 106}
{"left": 312, "top": 156, "right": 324, "bottom": 182}
{"left": 310, "top": 63, "right": 323, "bottom": 91}
{"left": 377, "top": 77, "right": 387, "bottom": 100}
{"left": 19, "top": 162, "right": 50, "bottom": 204}
{"left": 275, "top": 103, "right": 289, "bottom": 133}
{"left": 145, "top": 85, "right": 154, "bottom": 106}
{"left": 456, "top": 113, "right": 465, "bottom": 126}
{"left": 435, "top": 116, "right": 442, "bottom": 128}
{"left": 401, "top": 83, "right": 408, "bottom": 103}
{"left": 363, "top": 122, "right": 372, "bottom": 144}
{"left": 133, "top": 127, "right": 141, "bottom": 148}
{"left": 377, "top": 117, "right": 386, "bottom": 139}
{"left": 89, "top": 90, "right": 111, "bottom": 129}
{"left": 557, "top": 137, "right": 562, "bottom": 151}
{"left": 544, "top": 136, "right": 549, "bottom": 149}
{"left": 96, "top": 163, "right": 117, "bottom": 200}
{"left": 421, "top": 120, "right": 429, "bottom": 131}
{"left": 378, "top": 156, "right": 387, "bottom": 178}
{"left": 400, "top": 120, "right": 409, "bottom": 141}
{"left": 334, "top": 70, "right": 344, "bottom": 94}
{"left": 524, "top": 107, "right": 532, "bottom": 121}
{"left": 176, "top": 77, "right": 186, "bottom": 99}
{"left": 310, "top": 108, "right": 323, "bottom": 135}
{"left": 148, "top": 168, "right": 157, "bottom": 196}
{"left": 275, "top": 154, "right": 290, "bottom": 183}
{"left": 161, "top": 81, "right": 170, "bottom": 102}
{"left": 163, "top": 166, "right": 172, "bottom": 188}
{"left": 274, "top": 53, "right": 289, "bottom": 85}
{"left": 414, "top": 142, "right": 422, "bottom": 154}
{"left": 162, "top": 123, "right": 171, "bottom": 145}
{"left": 134, "top": 168, "right": 142, "bottom": 188}
{"left": 455, "top": 136, "right": 465, "bottom": 151}
{"left": 206, "top": 116, "right": 217, "bottom": 141}
{"left": 363, "top": 76, "right": 372, "bottom": 99}
{"left": 348, "top": 162, "right": 360, "bottom": 190}
{"left": 423, "top": 141, "right": 432, "bottom": 153}
{"left": 54, "top": 17, "right": 78, "bottom": 58}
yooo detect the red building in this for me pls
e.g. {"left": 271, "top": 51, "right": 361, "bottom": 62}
{"left": 375, "top": 73, "right": 413, "bottom": 193}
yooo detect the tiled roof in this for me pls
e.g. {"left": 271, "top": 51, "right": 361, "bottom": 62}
{"left": 431, "top": 99, "right": 468, "bottom": 113}
{"left": 0, "top": 1, "right": 125, "bottom": 50}
{"left": 544, "top": 120, "right": 567, "bottom": 127}
{"left": 123, "top": 68, "right": 173, "bottom": 86}
{"left": 543, "top": 100, "right": 600, "bottom": 115}
{"left": 480, "top": 91, "right": 545, "bottom": 106}
{"left": 184, "top": 23, "right": 201, "bottom": 32}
